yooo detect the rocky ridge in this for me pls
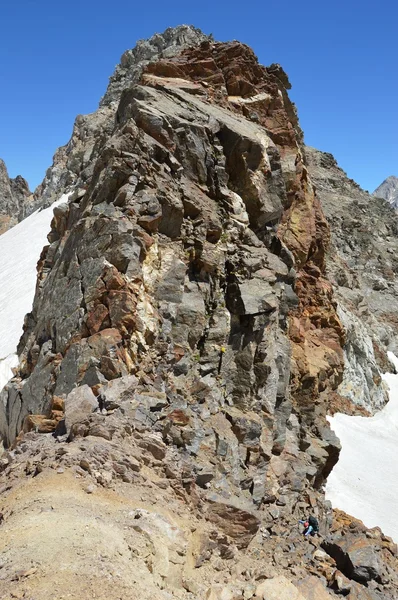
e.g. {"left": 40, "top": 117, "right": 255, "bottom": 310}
{"left": 306, "top": 148, "right": 398, "bottom": 413}
{"left": 0, "top": 26, "right": 397, "bottom": 600}
{"left": 373, "top": 175, "right": 398, "bottom": 209}
{"left": 35, "top": 26, "right": 213, "bottom": 208}
{"left": 0, "top": 159, "right": 39, "bottom": 235}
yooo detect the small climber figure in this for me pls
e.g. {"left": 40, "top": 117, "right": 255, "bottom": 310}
{"left": 218, "top": 345, "right": 226, "bottom": 374}
{"left": 299, "top": 515, "right": 319, "bottom": 537}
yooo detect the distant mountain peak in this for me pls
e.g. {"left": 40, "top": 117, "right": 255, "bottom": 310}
{"left": 373, "top": 175, "right": 398, "bottom": 208}
{"left": 0, "top": 158, "right": 43, "bottom": 234}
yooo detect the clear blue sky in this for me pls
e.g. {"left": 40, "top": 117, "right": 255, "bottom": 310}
{"left": 1, "top": 0, "right": 396, "bottom": 193}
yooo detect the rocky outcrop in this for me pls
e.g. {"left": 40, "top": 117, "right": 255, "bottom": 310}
{"left": 100, "top": 25, "right": 212, "bottom": 107}
{"left": 1, "top": 429, "right": 396, "bottom": 599}
{"left": 306, "top": 147, "right": 398, "bottom": 414}
{"left": 0, "top": 40, "right": 345, "bottom": 520}
{"left": 35, "top": 26, "right": 213, "bottom": 207}
{"left": 1, "top": 26, "right": 398, "bottom": 600}
{"left": 373, "top": 175, "right": 398, "bottom": 209}
{"left": 0, "top": 159, "right": 39, "bottom": 234}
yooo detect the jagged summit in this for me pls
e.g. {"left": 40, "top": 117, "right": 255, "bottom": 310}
{"left": 36, "top": 25, "right": 213, "bottom": 206}
{"left": 100, "top": 25, "right": 213, "bottom": 107}
{"left": 373, "top": 175, "right": 398, "bottom": 208}
{"left": 0, "top": 158, "right": 43, "bottom": 234}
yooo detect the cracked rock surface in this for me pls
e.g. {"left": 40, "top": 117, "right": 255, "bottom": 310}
{"left": 0, "top": 26, "right": 398, "bottom": 600}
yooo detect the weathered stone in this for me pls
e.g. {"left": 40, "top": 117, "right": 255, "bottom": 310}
{"left": 155, "top": 256, "right": 186, "bottom": 303}
{"left": 51, "top": 396, "right": 65, "bottom": 412}
{"left": 206, "top": 585, "right": 235, "bottom": 600}
{"left": 22, "top": 415, "right": 58, "bottom": 434}
{"left": 63, "top": 385, "right": 98, "bottom": 434}
{"left": 89, "top": 423, "right": 113, "bottom": 441}
{"left": 322, "top": 536, "right": 382, "bottom": 583}
{"left": 138, "top": 434, "right": 167, "bottom": 460}
{"left": 134, "top": 391, "right": 168, "bottom": 412}
{"left": 295, "top": 576, "right": 334, "bottom": 599}
{"left": 227, "top": 279, "right": 278, "bottom": 316}
{"left": 205, "top": 499, "right": 260, "bottom": 548}
{"left": 330, "top": 570, "right": 352, "bottom": 595}
{"left": 255, "top": 576, "right": 306, "bottom": 600}
{"left": 225, "top": 409, "right": 262, "bottom": 447}
{"left": 97, "top": 375, "right": 138, "bottom": 410}
{"left": 167, "top": 409, "right": 190, "bottom": 426}
{"left": 195, "top": 471, "right": 214, "bottom": 488}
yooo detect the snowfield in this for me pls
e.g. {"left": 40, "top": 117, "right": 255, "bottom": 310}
{"left": 0, "top": 194, "right": 70, "bottom": 392}
{"left": 326, "top": 351, "right": 398, "bottom": 542}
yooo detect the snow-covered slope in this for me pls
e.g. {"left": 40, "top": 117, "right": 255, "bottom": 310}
{"left": 0, "top": 194, "right": 69, "bottom": 391}
{"left": 326, "top": 352, "right": 398, "bottom": 542}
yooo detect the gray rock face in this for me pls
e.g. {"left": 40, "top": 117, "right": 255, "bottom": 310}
{"left": 373, "top": 175, "right": 398, "bottom": 209}
{"left": 100, "top": 25, "right": 212, "bottom": 107}
{"left": 37, "top": 26, "right": 212, "bottom": 206}
{"left": 2, "top": 29, "right": 398, "bottom": 600}
{"left": 0, "top": 36, "right": 344, "bottom": 525}
{"left": 63, "top": 384, "right": 98, "bottom": 435}
{"left": 35, "top": 104, "right": 115, "bottom": 207}
{"left": 322, "top": 536, "right": 382, "bottom": 583}
{"left": 0, "top": 159, "right": 40, "bottom": 234}
{"left": 306, "top": 147, "right": 398, "bottom": 413}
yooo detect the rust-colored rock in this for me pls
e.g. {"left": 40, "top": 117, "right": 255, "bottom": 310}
{"left": 205, "top": 499, "right": 260, "bottom": 548}
{"left": 167, "top": 409, "right": 190, "bottom": 426}
{"left": 86, "top": 303, "right": 109, "bottom": 335}
{"left": 23, "top": 415, "right": 58, "bottom": 434}
{"left": 51, "top": 396, "right": 65, "bottom": 412}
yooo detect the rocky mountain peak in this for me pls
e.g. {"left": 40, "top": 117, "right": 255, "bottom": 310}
{"left": 36, "top": 25, "right": 213, "bottom": 206}
{"left": 101, "top": 25, "right": 213, "bottom": 107}
{"left": 1, "top": 28, "right": 398, "bottom": 600}
{"left": 0, "top": 158, "right": 42, "bottom": 234}
{"left": 373, "top": 175, "right": 398, "bottom": 208}
{"left": 1, "top": 37, "right": 345, "bottom": 515}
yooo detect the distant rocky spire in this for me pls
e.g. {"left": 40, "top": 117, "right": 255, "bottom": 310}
{"left": 373, "top": 175, "right": 398, "bottom": 208}
{"left": 0, "top": 159, "right": 41, "bottom": 235}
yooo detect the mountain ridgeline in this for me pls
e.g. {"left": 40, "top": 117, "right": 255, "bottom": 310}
{"left": 0, "top": 25, "right": 398, "bottom": 600}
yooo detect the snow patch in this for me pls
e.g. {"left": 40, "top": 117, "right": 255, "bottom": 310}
{"left": 326, "top": 352, "right": 398, "bottom": 542}
{"left": 0, "top": 354, "right": 19, "bottom": 394}
{"left": 0, "top": 194, "right": 70, "bottom": 393}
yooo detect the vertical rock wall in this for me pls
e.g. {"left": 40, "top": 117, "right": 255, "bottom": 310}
{"left": 0, "top": 39, "right": 345, "bottom": 523}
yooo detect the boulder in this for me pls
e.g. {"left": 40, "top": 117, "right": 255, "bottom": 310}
{"left": 206, "top": 585, "right": 235, "bottom": 600}
{"left": 63, "top": 385, "right": 98, "bottom": 434}
{"left": 322, "top": 535, "right": 382, "bottom": 583}
{"left": 295, "top": 575, "right": 334, "bottom": 599}
{"left": 138, "top": 434, "right": 167, "bottom": 460}
{"left": 227, "top": 279, "right": 278, "bottom": 316}
{"left": 22, "top": 415, "right": 58, "bottom": 434}
{"left": 205, "top": 498, "right": 260, "bottom": 548}
{"left": 256, "top": 576, "right": 334, "bottom": 600}
{"left": 255, "top": 576, "right": 307, "bottom": 600}
{"left": 97, "top": 374, "right": 138, "bottom": 410}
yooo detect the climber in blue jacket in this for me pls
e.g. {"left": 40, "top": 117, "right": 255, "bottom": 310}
{"left": 299, "top": 515, "right": 319, "bottom": 537}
